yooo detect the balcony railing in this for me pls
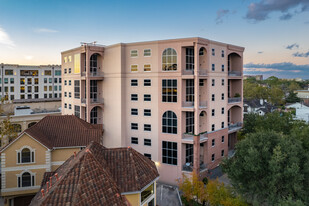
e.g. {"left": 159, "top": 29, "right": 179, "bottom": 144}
{"left": 228, "top": 97, "right": 241, "bottom": 103}
{"left": 199, "top": 101, "right": 207, "bottom": 108}
{"left": 228, "top": 71, "right": 242, "bottom": 77}
{"left": 228, "top": 122, "right": 243, "bottom": 131}
{"left": 81, "top": 98, "right": 104, "bottom": 104}
{"left": 182, "top": 163, "right": 207, "bottom": 172}
{"left": 81, "top": 98, "right": 86, "bottom": 104}
{"left": 81, "top": 71, "right": 104, "bottom": 77}
{"left": 182, "top": 69, "right": 194, "bottom": 75}
{"left": 182, "top": 101, "right": 194, "bottom": 108}
{"left": 198, "top": 70, "right": 208, "bottom": 76}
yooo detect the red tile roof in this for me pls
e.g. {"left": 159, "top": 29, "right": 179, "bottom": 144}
{"left": 23, "top": 115, "right": 103, "bottom": 149}
{"left": 30, "top": 141, "right": 159, "bottom": 206}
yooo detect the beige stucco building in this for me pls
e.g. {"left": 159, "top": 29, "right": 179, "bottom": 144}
{"left": 61, "top": 37, "right": 244, "bottom": 185}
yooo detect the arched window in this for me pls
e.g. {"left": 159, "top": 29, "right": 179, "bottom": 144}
{"left": 90, "top": 107, "right": 98, "bottom": 124}
{"left": 162, "top": 111, "right": 177, "bottom": 134}
{"left": 90, "top": 54, "right": 98, "bottom": 75}
{"left": 22, "top": 172, "right": 31, "bottom": 187}
{"left": 17, "top": 147, "right": 35, "bottom": 163}
{"left": 162, "top": 48, "right": 177, "bottom": 71}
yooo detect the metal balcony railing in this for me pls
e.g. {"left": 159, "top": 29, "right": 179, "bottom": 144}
{"left": 228, "top": 122, "right": 243, "bottom": 130}
{"left": 90, "top": 98, "right": 104, "bottom": 104}
{"left": 228, "top": 71, "right": 242, "bottom": 76}
{"left": 199, "top": 101, "right": 207, "bottom": 108}
{"left": 81, "top": 71, "right": 104, "bottom": 77}
{"left": 182, "top": 69, "right": 194, "bottom": 75}
{"left": 182, "top": 101, "right": 194, "bottom": 108}
{"left": 182, "top": 163, "right": 207, "bottom": 172}
{"left": 228, "top": 97, "right": 241, "bottom": 103}
{"left": 198, "top": 70, "right": 208, "bottom": 76}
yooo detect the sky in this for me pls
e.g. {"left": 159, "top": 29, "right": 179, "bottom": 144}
{"left": 0, "top": 0, "right": 308, "bottom": 79}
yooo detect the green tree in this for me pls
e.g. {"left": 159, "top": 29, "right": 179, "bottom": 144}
{"left": 222, "top": 131, "right": 309, "bottom": 205}
{"left": 0, "top": 97, "right": 17, "bottom": 144}
{"left": 286, "top": 92, "right": 300, "bottom": 103}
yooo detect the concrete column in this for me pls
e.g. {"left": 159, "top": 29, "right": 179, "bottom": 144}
{"left": 45, "top": 149, "right": 52, "bottom": 172}
{"left": 193, "top": 135, "right": 200, "bottom": 174}
{"left": 86, "top": 48, "right": 91, "bottom": 123}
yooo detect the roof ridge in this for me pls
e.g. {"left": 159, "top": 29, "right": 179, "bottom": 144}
{"left": 127, "top": 147, "right": 140, "bottom": 189}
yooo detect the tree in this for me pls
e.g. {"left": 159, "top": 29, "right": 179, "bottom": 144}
{"left": 0, "top": 97, "right": 17, "bottom": 145}
{"left": 286, "top": 92, "right": 300, "bottom": 103}
{"left": 222, "top": 131, "right": 309, "bottom": 205}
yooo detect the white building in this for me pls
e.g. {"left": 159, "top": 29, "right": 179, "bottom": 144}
{"left": 286, "top": 102, "right": 309, "bottom": 122}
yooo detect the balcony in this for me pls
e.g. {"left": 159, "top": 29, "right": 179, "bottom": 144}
{"left": 228, "top": 71, "right": 242, "bottom": 77}
{"left": 81, "top": 71, "right": 104, "bottom": 77}
{"left": 198, "top": 70, "right": 208, "bottom": 76}
{"left": 182, "top": 133, "right": 208, "bottom": 144}
{"left": 81, "top": 98, "right": 104, "bottom": 105}
{"left": 199, "top": 101, "right": 207, "bottom": 108}
{"left": 182, "top": 69, "right": 194, "bottom": 75}
{"left": 182, "top": 101, "right": 194, "bottom": 108}
{"left": 182, "top": 163, "right": 207, "bottom": 172}
{"left": 228, "top": 97, "right": 241, "bottom": 104}
{"left": 228, "top": 122, "right": 243, "bottom": 133}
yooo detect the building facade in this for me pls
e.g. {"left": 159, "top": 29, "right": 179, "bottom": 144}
{"left": 0, "top": 64, "right": 62, "bottom": 101}
{"left": 61, "top": 37, "right": 244, "bottom": 184}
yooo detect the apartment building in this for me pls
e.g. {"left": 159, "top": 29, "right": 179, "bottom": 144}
{"left": 0, "top": 64, "right": 62, "bottom": 100}
{"left": 61, "top": 37, "right": 244, "bottom": 185}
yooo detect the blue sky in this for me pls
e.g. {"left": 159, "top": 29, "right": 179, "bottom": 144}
{"left": 0, "top": 0, "right": 308, "bottom": 79}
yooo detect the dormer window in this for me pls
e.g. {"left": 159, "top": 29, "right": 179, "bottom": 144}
{"left": 17, "top": 147, "right": 35, "bottom": 164}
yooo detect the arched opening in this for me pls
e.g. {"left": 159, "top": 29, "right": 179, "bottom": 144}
{"left": 228, "top": 53, "right": 242, "bottom": 75}
{"left": 12, "top": 124, "right": 22, "bottom": 133}
{"left": 21, "top": 172, "right": 31, "bottom": 187}
{"left": 162, "top": 48, "right": 177, "bottom": 71}
{"left": 90, "top": 106, "right": 103, "bottom": 124}
{"left": 90, "top": 53, "right": 103, "bottom": 76}
{"left": 28, "top": 122, "right": 36, "bottom": 128}
{"left": 162, "top": 111, "right": 177, "bottom": 134}
{"left": 199, "top": 47, "right": 207, "bottom": 70}
{"left": 199, "top": 111, "right": 207, "bottom": 133}
{"left": 228, "top": 106, "right": 242, "bottom": 126}
{"left": 21, "top": 148, "right": 31, "bottom": 163}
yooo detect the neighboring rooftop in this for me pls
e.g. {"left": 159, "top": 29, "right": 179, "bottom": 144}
{"left": 30, "top": 141, "right": 159, "bottom": 205}
{"left": 1, "top": 115, "right": 103, "bottom": 151}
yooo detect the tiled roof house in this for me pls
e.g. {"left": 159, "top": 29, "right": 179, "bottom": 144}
{"left": 30, "top": 141, "right": 160, "bottom": 206}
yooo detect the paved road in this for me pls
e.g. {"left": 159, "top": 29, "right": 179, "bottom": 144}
{"left": 156, "top": 183, "right": 182, "bottom": 206}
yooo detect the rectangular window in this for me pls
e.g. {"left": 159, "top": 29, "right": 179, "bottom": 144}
{"left": 144, "top": 109, "right": 151, "bottom": 116}
{"left": 222, "top": 65, "right": 225, "bottom": 72}
{"left": 131, "top": 137, "right": 138, "bottom": 144}
{"left": 54, "top": 93, "right": 57, "bottom": 98}
{"left": 10, "top": 78, "right": 14, "bottom": 84}
{"left": 222, "top": 136, "right": 225, "bottom": 143}
{"left": 221, "top": 122, "right": 224, "bottom": 128}
{"left": 144, "top": 94, "right": 151, "bottom": 101}
{"left": 212, "top": 124, "right": 215, "bottom": 131}
{"left": 221, "top": 50, "right": 225, "bottom": 57}
{"left": 4, "top": 87, "right": 8, "bottom": 92}
{"left": 222, "top": 79, "right": 224, "bottom": 86}
{"left": 20, "top": 78, "right": 25, "bottom": 85}
{"left": 34, "top": 78, "right": 39, "bottom": 84}
{"left": 64, "top": 80, "right": 67, "bottom": 85}
{"left": 144, "top": 138, "right": 151, "bottom": 146}
{"left": 185, "top": 144, "right": 193, "bottom": 164}
{"left": 212, "top": 109, "right": 215, "bottom": 116}
{"left": 74, "top": 105, "right": 80, "bottom": 118}
{"left": 64, "top": 68, "right": 67, "bottom": 74}
{"left": 131, "top": 123, "right": 138, "bottom": 130}
{"left": 162, "top": 141, "right": 177, "bottom": 165}
{"left": 144, "top": 153, "right": 152, "bottom": 160}
{"left": 131, "top": 94, "right": 138, "bottom": 101}
{"left": 130, "top": 50, "right": 138, "bottom": 57}
{"left": 162, "top": 79, "right": 177, "bottom": 102}
{"left": 131, "top": 79, "right": 138, "bottom": 86}
{"left": 222, "top": 107, "right": 224, "bottom": 114}
{"left": 49, "top": 86, "right": 52, "bottom": 91}
{"left": 186, "top": 79, "right": 194, "bottom": 102}
{"left": 20, "top": 94, "right": 25, "bottom": 99}
{"left": 44, "top": 70, "right": 51, "bottom": 76}
{"left": 44, "top": 78, "right": 47, "bottom": 84}
{"left": 69, "top": 104, "right": 72, "bottom": 109}
{"left": 186, "top": 112, "right": 194, "bottom": 133}
{"left": 64, "top": 92, "right": 67, "bottom": 97}
{"left": 144, "top": 124, "right": 151, "bottom": 131}
{"left": 27, "top": 78, "right": 32, "bottom": 84}
{"left": 55, "top": 70, "right": 61, "bottom": 76}
{"left": 212, "top": 154, "right": 215, "bottom": 162}
{"left": 74, "top": 80, "right": 80, "bottom": 99}
{"left": 69, "top": 92, "right": 72, "bottom": 97}
{"left": 212, "top": 48, "right": 215, "bottom": 56}
{"left": 74, "top": 53, "right": 81, "bottom": 74}
{"left": 5, "top": 70, "right": 13, "bottom": 75}
{"left": 221, "top": 150, "right": 225, "bottom": 157}
{"left": 54, "top": 78, "right": 58, "bottom": 83}
{"left": 68, "top": 56, "right": 72, "bottom": 62}
{"left": 144, "top": 49, "right": 151, "bottom": 57}
{"left": 212, "top": 94, "right": 215, "bottom": 101}
{"left": 44, "top": 94, "right": 47, "bottom": 98}
{"left": 34, "top": 86, "right": 39, "bottom": 92}
{"left": 10, "top": 86, "right": 14, "bottom": 92}
{"left": 69, "top": 68, "right": 71, "bottom": 73}
{"left": 212, "top": 79, "right": 215, "bottom": 86}
{"left": 144, "top": 64, "right": 151, "bottom": 72}
{"left": 212, "top": 139, "right": 215, "bottom": 147}
{"left": 4, "top": 78, "right": 8, "bottom": 84}
{"left": 69, "top": 80, "right": 71, "bottom": 85}
{"left": 10, "top": 95, "right": 14, "bottom": 100}
{"left": 49, "top": 78, "right": 52, "bottom": 83}
{"left": 131, "top": 65, "right": 138, "bottom": 72}
{"left": 186, "top": 48, "right": 194, "bottom": 70}
{"left": 64, "top": 103, "right": 67, "bottom": 108}
{"left": 20, "top": 86, "right": 25, "bottom": 93}
{"left": 131, "top": 108, "right": 138, "bottom": 115}
{"left": 212, "top": 64, "right": 215, "bottom": 71}
{"left": 49, "top": 93, "right": 52, "bottom": 98}
{"left": 54, "top": 86, "right": 57, "bottom": 91}
{"left": 222, "top": 93, "right": 224, "bottom": 100}
{"left": 199, "top": 79, "right": 204, "bottom": 86}
{"left": 144, "top": 79, "right": 151, "bottom": 86}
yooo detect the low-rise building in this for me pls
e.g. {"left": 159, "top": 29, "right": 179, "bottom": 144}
{"left": 286, "top": 102, "right": 309, "bottom": 122}
{"left": 30, "top": 141, "right": 159, "bottom": 206}
{"left": 0, "top": 115, "right": 103, "bottom": 206}
{"left": 243, "top": 99, "right": 276, "bottom": 115}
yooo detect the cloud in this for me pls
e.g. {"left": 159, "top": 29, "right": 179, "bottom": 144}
{"left": 0, "top": 26, "right": 15, "bottom": 47}
{"left": 286, "top": 43, "right": 299, "bottom": 50}
{"left": 244, "top": 62, "right": 309, "bottom": 78}
{"left": 257, "top": 51, "right": 263, "bottom": 54}
{"left": 216, "top": 9, "right": 235, "bottom": 24}
{"left": 34, "top": 28, "right": 58, "bottom": 33}
{"left": 293, "top": 51, "right": 309, "bottom": 57}
{"left": 246, "top": 0, "right": 309, "bottom": 22}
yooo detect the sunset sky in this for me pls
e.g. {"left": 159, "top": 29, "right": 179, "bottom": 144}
{"left": 0, "top": 0, "right": 308, "bottom": 78}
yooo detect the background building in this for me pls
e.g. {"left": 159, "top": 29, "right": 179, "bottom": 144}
{"left": 0, "top": 64, "right": 62, "bottom": 101}
{"left": 61, "top": 37, "right": 244, "bottom": 185}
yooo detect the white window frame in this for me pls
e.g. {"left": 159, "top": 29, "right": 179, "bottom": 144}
{"left": 130, "top": 50, "right": 138, "bottom": 57}
{"left": 17, "top": 170, "right": 36, "bottom": 188}
{"left": 131, "top": 64, "right": 138, "bottom": 72}
{"left": 16, "top": 146, "right": 36, "bottom": 165}
{"left": 143, "top": 49, "right": 151, "bottom": 57}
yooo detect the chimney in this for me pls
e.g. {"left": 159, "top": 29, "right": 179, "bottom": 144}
{"left": 46, "top": 182, "right": 49, "bottom": 193}
{"left": 55, "top": 173, "right": 59, "bottom": 181}
{"left": 49, "top": 177, "right": 52, "bottom": 188}
{"left": 260, "top": 99, "right": 264, "bottom": 105}
{"left": 41, "top": 189, "right": 45, "bottom": 197}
